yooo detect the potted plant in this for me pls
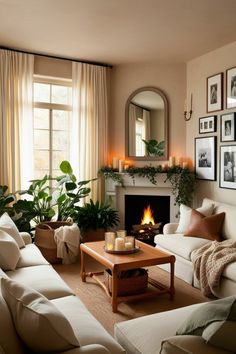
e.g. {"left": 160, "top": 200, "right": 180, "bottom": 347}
{"left": 142, "top": 139, "right": 165, "bottom": 156}
{"left": 0, "top": 185, "right": 16, "bottom": 217}
{"left": 75, "top": 199, "right": 119, "bottom": 242}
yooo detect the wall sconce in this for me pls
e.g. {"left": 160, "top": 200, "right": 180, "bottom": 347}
{"left": 184, "top": 94, "right": 193, "bottom": 121}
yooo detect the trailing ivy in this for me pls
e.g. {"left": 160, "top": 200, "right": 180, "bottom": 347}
{"left": 98, "top": 165, "right": 197, "bottom": 207}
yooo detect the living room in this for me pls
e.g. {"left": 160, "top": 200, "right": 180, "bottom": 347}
{"left": 1, "top": 1, "right": 236, "bottom": 353}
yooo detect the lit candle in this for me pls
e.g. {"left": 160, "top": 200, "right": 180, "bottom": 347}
{"left": 115, "top": 237, "right": 125, "bottom": 251}
{"left": 118, "top": 159, "right": 124, "bottom": 173}
{"left": 183, "top": 161, "right": 188, "bottom": 169}
{"left": 116, "top": 230, "right": 127, "bottom": 238}
{"left": 190, "top": 93, "right": 193, "bottom": 110}
{"left": 125, "top": 242, "right": 133, "bottom": 251}
{"left": 169, "top": 156, "right": 175, "bottom": 167}
{"left": 124, "top": 164, "right": 129, "bottom": 170}
{"left": 176, "top": 157, "right": 183, "bottom": 167}
{"left": 105, "top": 232, "right": 116, "bottom": 251}
{"left": 112, "top": 157, "right": 119, "bottom": 169}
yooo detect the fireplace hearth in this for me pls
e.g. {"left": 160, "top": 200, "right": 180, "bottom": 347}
{"left": 125, "top": 195, "right": 170, "bottom": 246}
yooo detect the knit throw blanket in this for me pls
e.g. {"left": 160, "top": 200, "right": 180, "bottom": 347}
{"left": 191, "top": 239, "right": 236, "bottom": 298}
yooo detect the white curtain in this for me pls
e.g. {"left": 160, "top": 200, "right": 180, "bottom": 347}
{"left": 129, "top": 103, "right": 137, "bottom": 156}
{"left": 0, "top": 49, "right": 34, "bottom": 192}
{"left": 143, "top": 109, "right": 151, "bottom": 141}
{"left": 71, "top": 62, "right": 109, "bottom": 201}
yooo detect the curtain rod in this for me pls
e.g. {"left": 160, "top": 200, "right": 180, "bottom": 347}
{"left": 0, "top": 46, "right": 112, "bottom": 68}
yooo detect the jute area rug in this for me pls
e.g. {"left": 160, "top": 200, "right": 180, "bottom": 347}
{"left": 53, "top": 256, "right": 208, "bottom": 336}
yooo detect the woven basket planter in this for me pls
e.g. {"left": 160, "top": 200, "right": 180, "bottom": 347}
{"left": 35, "top": 221, "right": 71, "bottom": 264}
{"left": 104, "top": 268, "right": 148, "bottom": 296}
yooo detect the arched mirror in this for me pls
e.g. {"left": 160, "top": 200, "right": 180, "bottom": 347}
{"left": 125, "top": 87, "right": 168, "bottom": 161}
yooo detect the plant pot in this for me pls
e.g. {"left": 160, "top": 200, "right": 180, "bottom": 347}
{"left": 80, "top": 228, "right": 105, "bottom": 243}
{"left": 35, "top": 221, "right": 71, "bottom": 264}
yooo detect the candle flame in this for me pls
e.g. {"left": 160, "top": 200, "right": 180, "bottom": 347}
{"left": 141, "top": 205, "right": 155, "bottom": 225}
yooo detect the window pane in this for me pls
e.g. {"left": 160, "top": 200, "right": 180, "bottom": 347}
{"left": 52, "top": 151, "right": 69, "bottom": 170}
{"left": 34, "top": 108, "right": 49, "bottom": 129}
{"left": 34, "top": 130, "right": 49, "bottom": 149}
{"left": 52, "top": 131, "right": 69, "bottom": 150}
{"left": 34, "top": 169, "right": 50, "bottom": 180}
{"left": 52, "top": 85, "right": 72, "bottom": 105}
{"left": 34, "top": 150, "right": 50, "bottom": 171}
{"left": 34, "top": 83, "right": 50, "bottom": 103}
{"left": 52, "top": 110, "right": 70, "bottom": 131}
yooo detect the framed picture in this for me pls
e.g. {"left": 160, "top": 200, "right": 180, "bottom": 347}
{"left": 195, "top": 136, "right": 216, "bottom": 180}
{"left": 207, "top": 73, "right": 223, "bottom": 113}
{"left": 220, "top": 145, "right": 236, "bottom": 189}
{"left": 226, "top": 67, "right": 236, "bottom": 109}
{"left": 220, "top": 113, "right": 236, "bottom": 142}
{"left": 199, "top": 115, "right": 217, "bottom": 134}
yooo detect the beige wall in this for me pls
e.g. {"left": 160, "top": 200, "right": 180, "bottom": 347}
{"left": 186, "top": 40, "right": 236, "bottom": 205}
{"left": 34, "top": 55, "right": 72, "bottom": 78}
{"left": 109, "top": 62, "right": 186, "bottom": 165}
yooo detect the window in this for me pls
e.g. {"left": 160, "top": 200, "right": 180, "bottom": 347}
{"left": 33, "top": 76, "right": 72, "bottom": 181}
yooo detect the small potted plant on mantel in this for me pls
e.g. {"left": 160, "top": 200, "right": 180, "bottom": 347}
{"left": 75, "top": 199, "right": 119, "bottom": 242}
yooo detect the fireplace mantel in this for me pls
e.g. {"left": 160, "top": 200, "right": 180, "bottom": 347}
{"left": 105, "top": 174, "right": 179, "bottom": 229}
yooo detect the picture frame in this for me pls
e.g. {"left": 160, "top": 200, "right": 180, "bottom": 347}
{"left": 199, "top": 115, "right": 217, "bottom": 134}
{"left": 207, "top": 73, "right": 223, "bottom": 113}
{"left": 195, "top": 136, "right": 216, "bottom": 181}
{"left": 220, "top": 113, "right": 236, "bottom": 142}
{"left": 226, "top": 66, "right": 236, "bottom": 109}
{"left": 220, "top": 145, "right": 236, "bottom": 189}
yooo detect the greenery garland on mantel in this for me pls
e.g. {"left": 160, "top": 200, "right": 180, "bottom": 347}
{"left": 98, "top": 165, "right": 197, "bottom": 207}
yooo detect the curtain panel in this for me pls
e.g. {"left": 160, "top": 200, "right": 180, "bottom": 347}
{"left": 0, "top": 49, "right": 34, "bottom": 192}
{"left": 71, "top": 62, "right": 109, "bottom": 201}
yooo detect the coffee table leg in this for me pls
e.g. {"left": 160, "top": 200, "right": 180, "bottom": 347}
{"left": 112, "top": 270, "right": 118, "bottom": 312}
{"left": 170, "top": 259, "right": 175, "bottom": 299}
{"left": 80, "top": 249, "right": 86, "bottom": 282}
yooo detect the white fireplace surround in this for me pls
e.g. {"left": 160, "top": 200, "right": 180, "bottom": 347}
{"left": 105, "top": 174, "right": 180, "bottom": 229}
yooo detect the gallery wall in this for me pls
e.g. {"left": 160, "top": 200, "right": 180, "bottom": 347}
{"left": 109, "top": 62, "right": 186, "bottom": 166}
{"left": 186, "top": 40, "right": 236, "bottom": 206}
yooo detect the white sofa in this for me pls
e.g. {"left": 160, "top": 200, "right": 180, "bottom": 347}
{"left": 114, "top": 198, "right": 236, "bottom": 354}
{"left": 154, "top": 198, "right": 236, "bottom": 298}
{"left": 0, "top": 228, "right": 125, "bottom": 354}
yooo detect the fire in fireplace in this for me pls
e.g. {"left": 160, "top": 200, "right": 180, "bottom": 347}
{"left": 125, "top": 195, "right": 170, "bottom": 246}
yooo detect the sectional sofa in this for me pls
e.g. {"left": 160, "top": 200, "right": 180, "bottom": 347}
{"left": 0, "top": 213, "right": 125, "bottom": 354}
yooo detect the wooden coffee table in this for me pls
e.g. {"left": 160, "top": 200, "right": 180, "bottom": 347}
{"left": 80, "top": 240, "right": 175, "bottom": 312}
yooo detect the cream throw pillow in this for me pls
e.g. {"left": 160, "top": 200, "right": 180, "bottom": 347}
{"left": 0, "top": 213, "right": 25, "bottom": 248}
{"left": 0, "top": 230, "right": 21, "bottom": 270}
{"left": 176, "top": 203, "right": 214, "bottom": 234}
{"left": 1, "top": 278, "right": 80, "bottom": 352}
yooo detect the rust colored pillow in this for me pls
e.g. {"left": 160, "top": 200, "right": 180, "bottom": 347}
{"left": 184, "top": 209, "right": 225, "bottom": 241}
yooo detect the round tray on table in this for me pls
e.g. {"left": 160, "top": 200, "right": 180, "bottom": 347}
{"left": 104, "top": 246, "right": 140, "bottom": 255}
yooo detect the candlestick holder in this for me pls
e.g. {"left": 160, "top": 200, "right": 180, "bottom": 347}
{"left": 184, "top": 110, "right": 193, "bottom": 121}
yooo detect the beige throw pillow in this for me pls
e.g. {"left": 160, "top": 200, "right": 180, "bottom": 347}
{"left": 176, "top": 203, "right": 214, "bottom": 234}
{"left": 0, "top": 213, "right": 25, "bottom": 248}
{"left": 1, "top": 278, "right": 80, "bottom": 352}
{"left": 0, "top": 230, "right": 21, "bottom": 270}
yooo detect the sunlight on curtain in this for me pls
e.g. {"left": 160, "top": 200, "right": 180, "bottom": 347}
{"left": 0, "top": 49, "right": 34, "bottom": 192}
{"left": 71, "top": 63, "right": 109, "bottom": 201}
{"left": 143, "top": 109, "right": 151, "bottom": 141}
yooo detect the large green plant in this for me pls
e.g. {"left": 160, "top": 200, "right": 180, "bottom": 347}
{"left": 75, "top": 199, "right": 119, "bottom": 231}
{"left": 142, "top": 139, "right": 165, "bottom": 156}
{"left": 14, "top": 161, "right": 92, "bottom": 232}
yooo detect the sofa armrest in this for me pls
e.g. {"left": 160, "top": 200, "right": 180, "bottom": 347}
{"left": 163, "top": 223, "right": 179, "bottom": 235}
{"left": 61, "top": 344, "right": 110, "bottom": 354}
{"left": 160, "top": 335, "right": 230, "bottom": 354}
{"left": 19, "top": 232, "right": 32, "bottom": 245}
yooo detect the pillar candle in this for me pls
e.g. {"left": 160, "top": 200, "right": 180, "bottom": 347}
{"left": 112, "top": 157, "right": 119, "bottom": 169}
{"left": 169, "top": 156, "right": 175, "bottom": 167}
{"left": 115, "top": 237, "right": 125, "bottom": 251}
{"left": 125, "top": 242, "right": 133, "bottom": 251}
{"left": 183, "top": 161, "right": 188, "bottom": 169}
{"left": 176, "top": 157, "right": 183, "bottom": 167}
{"left": 118, "top": 159, "right": 124, "bottom": 173}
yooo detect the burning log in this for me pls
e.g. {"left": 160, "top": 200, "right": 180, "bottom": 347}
{"left": 132, "top": 222, "right": 162, "bottom": 232}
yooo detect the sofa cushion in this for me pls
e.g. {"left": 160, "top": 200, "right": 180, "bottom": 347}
{"left": 0, "top": 212, "right": 25, "bottom": 248}
{"left": 6, "top": 264, "right": 74, "bottom": 299}
{"left": 176, "top": 203, "right": 214, "bottom": 234}
{"left": 1, "top": 278, "right": 80, "bottom": 352}
{"left": 202, "top": 320, "right": 236, "bottom": 352}
{"left": 0, "top": 230, "right": 21, "bottom": 270}
{"left": 52, "top": 295, "right": 125, "bottom": 354}
{"left": 176, "top": 295, "right": 236, "bottom": 336}
{"left": 184, "top": 210, "right": 225, "bottom": 241}
{"left": 16, "top": 243, "right": 49, "bottom": 268}
{"left": 223, "top": 261, "right": 236, "bottom": 282}
{"left": 160, "top": 335, "right": 230, "bottom": 354}
{"left": 155, "top": 234, "right": 210, "bottom": 261}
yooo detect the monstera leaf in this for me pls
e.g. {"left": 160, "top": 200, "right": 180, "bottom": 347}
{"left": 142, "top": 139, "right": 165, "bottom": 156}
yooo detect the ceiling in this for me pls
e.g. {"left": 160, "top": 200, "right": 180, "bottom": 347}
{"left": 1, "top": 0, "right": 236, "bottom": 66}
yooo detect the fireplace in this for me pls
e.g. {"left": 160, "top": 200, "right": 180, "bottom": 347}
{"left": 125, "top": 195, "right": 170, "bottom": 245}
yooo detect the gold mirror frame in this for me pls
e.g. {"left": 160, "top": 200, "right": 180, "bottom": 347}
{"left": 125, "top": 86, "right": 169, "bottom": 161}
